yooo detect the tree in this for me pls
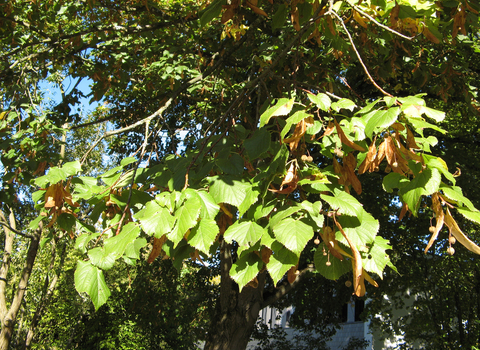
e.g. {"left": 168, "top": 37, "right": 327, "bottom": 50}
{"left": 2, "top": 1, "right": 480, "bottom": 350}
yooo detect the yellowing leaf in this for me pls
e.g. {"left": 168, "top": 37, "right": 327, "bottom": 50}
{"left": 353, "top": 10, "right": 368, "bottom": 29}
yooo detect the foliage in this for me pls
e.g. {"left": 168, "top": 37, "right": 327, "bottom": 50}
{"left": 2, "top": 0, "right": 480, "bottom": 349}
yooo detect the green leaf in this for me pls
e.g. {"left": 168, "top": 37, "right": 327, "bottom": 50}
{"left": 28, "top": 215, "right": 44, "bottom": 230}
{"left": 424, "top": 155, "right": 456, "bottom": 185}
{"left": 272, "top": 4, "right": 288, "bottom": 31}
{"left": 267, "top": 241, "right": 299, "bottom": 285}
{"left": 440, "top": 185, "right": 476, "bottom": 211}
{"left": 208, "top": 175, "right": 251, "bottom": 208}
{"left": 269, "top": 204, "right": 302, "bottom": 229}
{"left": 187, "top": 219, "right": 219, "bottom": 255}
{"left": 224, "top": 220, "right": 265, "bottom": 246}
{"left": 75, "top": 261, "right": 111, "bottom": 311}
{"left": 169, "top": 196, "right": 201, "bottom": 246}
{"left": 124, "top": 237, "right": 148, "bottom": 260}
{"left": 363, "top": 236, "right": 395, "bottom": 277}
{"left": 259, "top": 98, "right": 295, "bottom": 127}
{"left": 200, "top": 0, "right": 226, "bottom": 27}
{"left": 406, "top": 116, "right": 446, "bottom": 135}
{"left": 75, "top": 232, "right": 100, "bottom": 254}
{"left": 336, "top": 209, "right": 379, "bottom": 247}
{"left": 281, "top": 111, "right": 313, "bottom": 139}
{"left": 104, "top": 222, "right": 141, "bottom": 258}
{"left": 423, "top": 106, "right": 445, "bottom": 122}
{"left": 457, "top": 208, "right": 480, "bottom": 225}
{"left": 88, "top": 247, "right": 117, "bottom": 270}
{"left": 216, "top": 153, "right": 244, "bottom": 175}
{"left": 244, "top": 127, "right": 271, "bottom": 159}
{"left": 229, "top": 252, "right": 262, "bottom": 291}
{"left": 382, "top": 172, "right": 409, "bottom": 193}
{"left": 273, "top": 218, "right": 314, "bottom": 254}
{"left": 399, "top": 168, "right": 441, "bottom": 214}
{"left": 120, "top": 157, "right": 137, "bottom": 167}
{"left": 189, "top": 190, "right": 220, "bottom": 220}
{"left": 134, "top": 201, "right": 175, "bottom": 238}
{"left": 331, "top": 98, "right": 356, "bottom": 112}
{"left": 238, "top": 186, "right": 260, "bottom": 217}
{"left": 364, "top": 107, "right": 400, "bottom": 139}
{"left": 63, "top": 161, "right": 82, "bottom": 177}
{"left": 57, "top": 213, "right": 76, "bottom": 232}
{"left": 314, "top": 244, "right": 351, "bottom": 280}
{"left": 308, "top": 93, "right": 331, "bottom": 112}
{"left": 321, "top": 190, "right": 363, "bottom": 216}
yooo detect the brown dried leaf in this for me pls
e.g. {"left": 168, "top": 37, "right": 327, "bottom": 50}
{"left": 424, "top": 193, "right": 445, "bottom": 253}
{"left": 221, "top": 5, "right": 236, "bottom": 23}
{"left": 445, "top": 208, "right": 480, "bottom": 255}
{"left": 147, "top": 235, "right": 167, "bottom": 263}
{"left": 287, "top": 266, "right": 297, "bottom": 284}
{"left": 261, "top": 247, "right": 273, "bottom": 264}
{"left": 398, "top": 202, "right": 409, "bottom": 221}
{"left": 423, "top": 26, "right": 441, "bottom": 44}
{"left": 246, "top": 1, "right": 268, "bottom": 17}
{"left": 358, "top": 138, "right": 377, "bottom": 174}
{"left": 334, "top": 119, "right": 365, "bottom": 152}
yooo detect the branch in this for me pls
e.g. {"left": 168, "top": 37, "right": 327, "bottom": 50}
{"left": 330, "top": 10, "right": 393, "bottom": 97}
{"left": 0, "top": 222, "right": 34, "bottom": 240}
{"left": 261, "top": 265, "right": 315, "bottom": 309}
{"left": 346, "top": 1, "right": 416, "bottom": 41}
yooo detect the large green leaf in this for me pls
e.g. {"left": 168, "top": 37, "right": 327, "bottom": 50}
{"left": 224, "top": 220, "right": 265, "bottom": 247}
{"left": 200, "top": 0, "right": 226, "bottom": 27}
{"left": 273, "top": 218, "right": 314, "bottom": 254}
{"left": 314, "top": 244, "right": 351, "bottom": 280}
{"left": 363, "top": 236, "right": 396, "bottom": 277}
{"left": 321, "top": 190, "right": 364, "bottom": 216}
{"left": 307, "top": 92, "right": 331, "bottom": 112}
{"left": 75, "top": 261, "right": 111, "bottom": 311}
{"left": 244, "top": 128, "right": 271, "bottom": 159}
{"left": 364, "top": 107, "right": 400, "bottom": 139}
{"left": 230, "top": 252, "right": 263, "bottom": 291}
{"left": 168, "top": 196, "right": 201, "bottom": 246}
{"left": 399, "top": 168, "right": 441, "bottom": 214}
{"left": 187, "top": 219, "right": 219, "bottom": 255}
{"left": 208, "top": 175, "right": 251, "bottom": 208}
{"left": 259, "top": 98, "right": 295, "bottom": 127}
{"left": 134, "top": 201, "right": 175, "bottom": 238}
{"left": 336, "top": 209, "right": 379, "bottom": 247}
{"left": 191, "top": 189, "right": 220, "bottom": 220}
{"left": 267, "top": 241, "right": 299, "bottom": 286}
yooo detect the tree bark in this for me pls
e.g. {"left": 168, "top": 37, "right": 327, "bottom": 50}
{"left": 23, "top": 240, "right": 67, "bottom": 350}
{"left": 0, "top": 207, "right": 42, "bottom": 350}
{"left": 203, "top": 237, "right": 314, "bottom": 350}
{"left": 203, "top": 240, "right": 265, "bottom": 350}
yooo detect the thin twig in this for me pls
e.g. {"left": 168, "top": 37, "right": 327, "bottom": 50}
{"left": 331, "top": 10, "right": 393, "bottom": 97}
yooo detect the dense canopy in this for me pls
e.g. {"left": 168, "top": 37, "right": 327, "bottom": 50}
{"left": 2, "top": 0, "right": 480, "bottom": 349}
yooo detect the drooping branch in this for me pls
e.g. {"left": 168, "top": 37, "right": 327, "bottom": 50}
{"left": 330, "top": 10, "right": 393, "bottom": 97}
{"left": 345, "top": 1, "right": 416, "bottom": 41}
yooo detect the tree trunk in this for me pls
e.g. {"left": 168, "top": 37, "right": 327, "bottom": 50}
{"left": 23, "top": 240, "right": 67, "bottom": 350}
{"left": 203, "top": 240, "right": 265, "bottom": 350}
{"left": 202, "top": 237, "right": 313, "bottom": 350}
{"left": 0, "top": 207, "right": 42, "bottom": 350}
